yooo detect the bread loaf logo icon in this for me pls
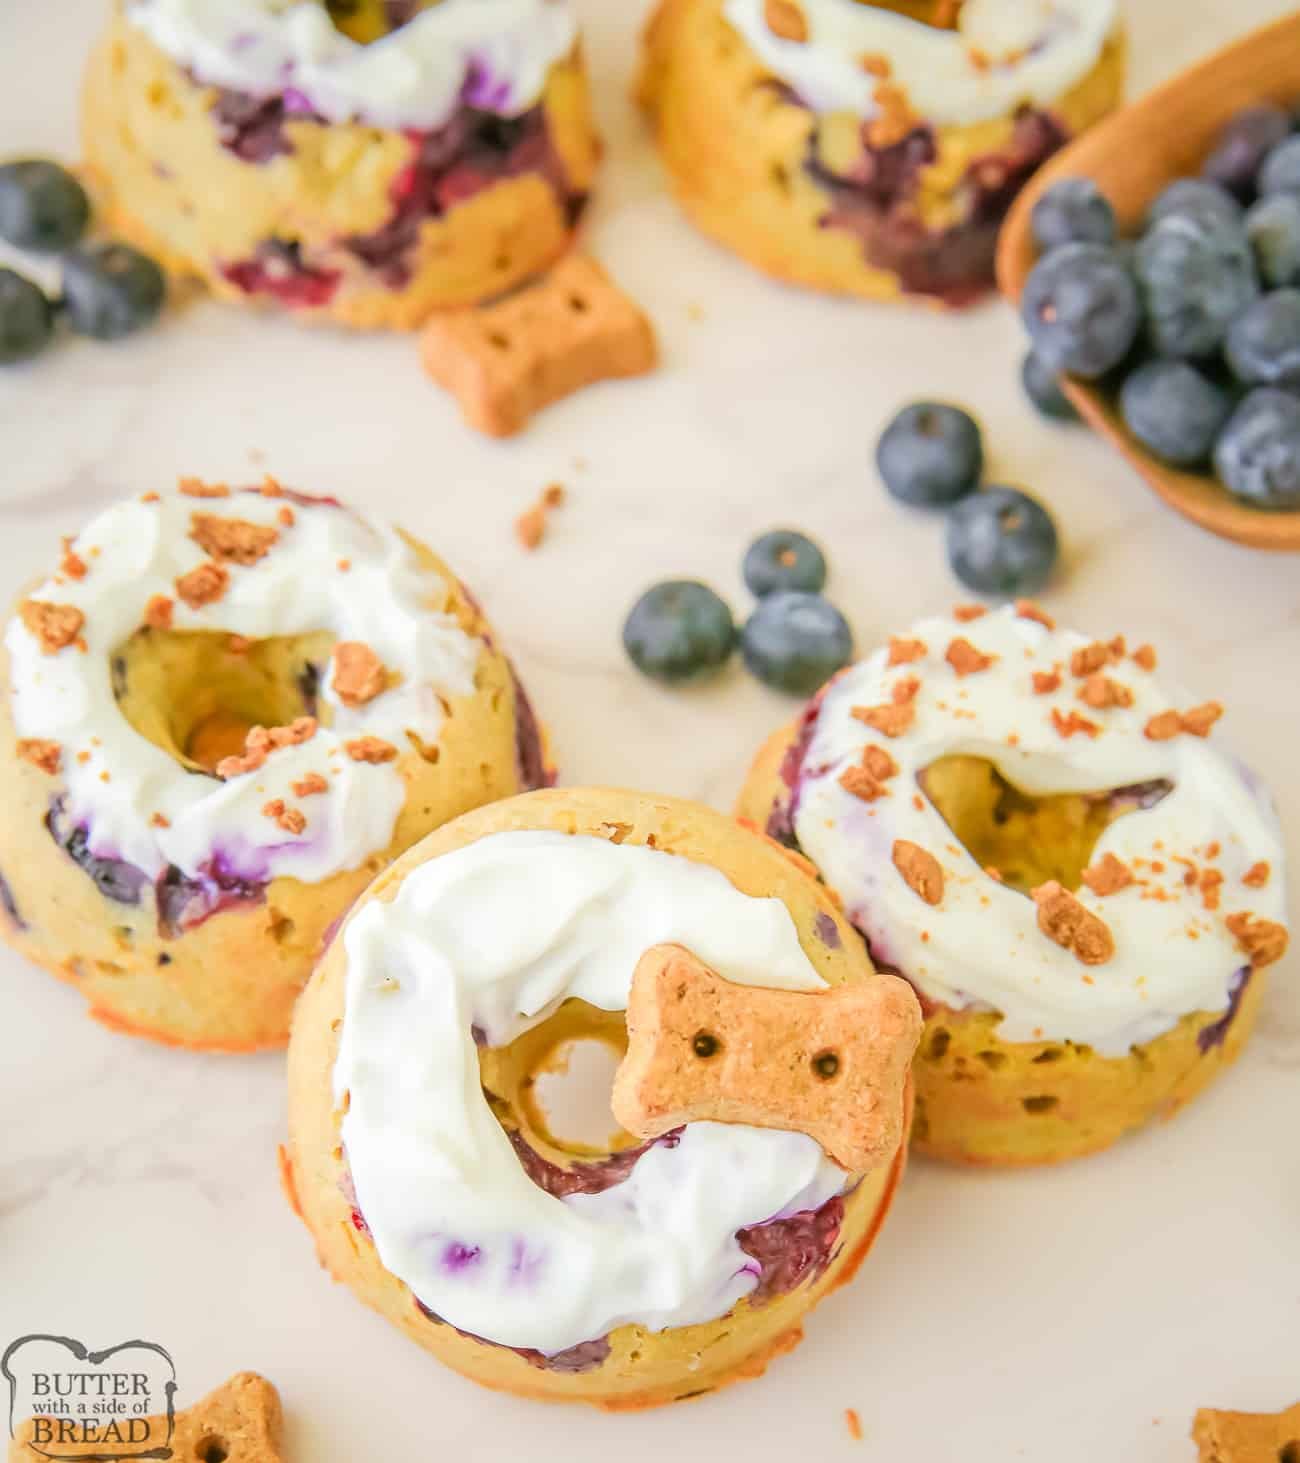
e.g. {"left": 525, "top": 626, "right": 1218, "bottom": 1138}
{"left": 613, "top": 944, "right": 922, "bottom": 1173}
{"left": 2, "top": 1335, "right": 176, "bottom": 1461}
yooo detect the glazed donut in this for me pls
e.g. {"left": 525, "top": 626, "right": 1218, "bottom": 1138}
{"left": 737, "top": 603, "right": 1290, "bottom": 1165}
{"left": 285, "top": 789, "right": 921, "bottom": 1408}
{"left": 0, "top": 482, "right": 550, "bottom": 1050}
{"left": 82, "top": 0, "right": 600, "bottom": 328}
{"left": 639, "top": 0, "right": 1124, "bottom": 305}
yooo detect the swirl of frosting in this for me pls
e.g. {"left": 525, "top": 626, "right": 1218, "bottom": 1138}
{"left": 724, "top": 0, "right": 1118, "bottom": 126}
{"left": 5, "top": 488, "right": 480, "bottom": 889}
{"left": 789, "top": 605, "right": 1288, "bottom": 1055}
{"left": 334, "top": 831, "right": 848, "bottom": 1354}
{"left": 125, "top": 0, "right": 579, "bottom": 131}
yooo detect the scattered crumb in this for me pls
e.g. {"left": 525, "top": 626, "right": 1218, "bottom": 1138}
{"left": 190, "top": 513, "right": 279, "bottom": 565}
{"left": 764, "top": 0, "right": 807, "bottom": 42}
{"left": 845, "top": 1408, "right": 863, "bottom": 1442}
{"left": 144, "top": 594, "right": 174, "bottom": 630}
{"left": 17, "top": 738, "right": 61, "bottom": 775}
{"left": 175, "top": 561, "right": 230, "bottom": 610}
{"left": 1032, "top": 669, "right": 1062, "bottom": 695}
{"left": 178, "top": 476, "right": 230, "bottom": 498}
{"left": 345, "top": 735, "right": 399, "bottom": 764}
{"left": 887, "top": 636, "right": 927, "bottom": 666}
{"left": 20, "top": 600, "right": 85, "bottom": 654}
{"left": 893, "top": 840, "right": 944, "bottom": 906}
{"left": 331, "top": 641, "right": 389, "bottom": 708}
{"left": 945, "top": 637, "right": 994, "bottom": 676}
{"left": 1032, "top": 881, "right": 1115, "bottom": 965}
{"left": 291, "top": 772, "right": 329, "bottom": 798}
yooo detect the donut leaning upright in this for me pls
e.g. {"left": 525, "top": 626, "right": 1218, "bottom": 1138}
{"left": 0, "top": 481, "right": 551, "bottom": 1050}
{"left": 738, "top": 603, "right": 1290, "bottom": 1165}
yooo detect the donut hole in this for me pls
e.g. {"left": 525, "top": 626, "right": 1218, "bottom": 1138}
{"left": 918, "top": 755, "right": 1172, "bottom": 895}
{"left": 480, "top": 1000, "right": 638, "bottom": 1162}
{"left": 111, "top": 627, "right": 333, "bottom": 775}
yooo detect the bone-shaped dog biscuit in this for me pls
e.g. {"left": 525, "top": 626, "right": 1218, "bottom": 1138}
{"left": 1192, "top": 1400, "right": 1300, "bottom": 1463}
{"left": 612, "top": 944, "right": 922, "bottom": 1173}
{"left": 9, "top": 1371, "right": 283, "bottom": 1463}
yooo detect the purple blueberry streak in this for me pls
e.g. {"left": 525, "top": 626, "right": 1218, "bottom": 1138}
{"left": 1197, "top": 965, "right": 1252, "bottom": 1054}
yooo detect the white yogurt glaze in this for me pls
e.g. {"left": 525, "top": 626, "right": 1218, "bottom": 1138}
{"left": 5, "top": 490, "right": 480, "bottom": 888}
{"left": 126, "top": 0, "right": 578, "bottom": 131}
{"left": 724, "top": 0, "right": 1117, "bottom": 126}
{"left": 334, "top": 831, "right": 850, "bottom": 1354}
{"left": 792, "top": 606, "right": 1288, "bottom": 1055}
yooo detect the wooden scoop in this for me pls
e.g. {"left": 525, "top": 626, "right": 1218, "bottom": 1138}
{"left": 997, "top": 11, "right": 1300, "bottom": 553}
{"left": 612, "top": 945, "right": 922, "bottom": 1174}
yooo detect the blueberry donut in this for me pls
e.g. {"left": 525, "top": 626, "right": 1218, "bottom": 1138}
{"left": 284, "top": 789, "right": 920, "bottom": 1407}
{"left": 738, "top": 604, "right": 1290, "bottom": 1165}
{"left": 0, "top": 482, "right": 551, "bottom": 1051}
{"left": 82, "top": 0, "right": 599, "bottom": 328}
{"left": 639, "top": 0, "right": 1124, "bottom": 305}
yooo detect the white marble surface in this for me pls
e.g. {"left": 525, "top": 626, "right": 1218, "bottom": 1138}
{"left": 1, "top": 1, "right": 1297, "bottom": 1459}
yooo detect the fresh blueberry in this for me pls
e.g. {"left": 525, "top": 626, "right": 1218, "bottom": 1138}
{"left": 1030, "top": 178, "right": 1116, "bottom": 251}
{"left": 1244, "top": 193, "right": 1300, "bottom": 287}
{"left": 623, "top": 580, "right": 736, "bottom": 684}
{"left": 1258, "top": 134, "right": 1300, "bottom": 197}
{"left": 945, "top": 488, "right": 1058, "bottom": 596}
{"left": 1119, "top": 360, "right": 1231, "bottom": 467}
{"left": 0, "top": 268, "right": 54, "bottom": 363}
{"left": 61, "top": 243, "right": 166, "bottom": 340}
{"left": 1213, "top": 388, "right": 1300, "bottom": 509}
{"left": 1134, "top": 211, "right": 1258, "bottom": 358}
{"left": 1021, "top": 242, "right": 1140, "bottom": 379}
{"left": 742, "top": 530, "right": 827, "bottom": 598}
{"left": 1202, "top": 105, "right": 1292, "bottom": 201}
{"left": 0, "top": 159, "right": 90, "bottom": 253}
{"left": 1021, "top": 349, "right": 1079, "bottom": 421}
{"left": 1145, "top": 178, "right": 1243, "bottom": 230}
{"left": 1225, "top": 288, "right": 1300, "bottom": 389}
{"left": 876, "top": 401, "right": 983, "bottom": 508}
{"left": 740, "top": 592, "right": 853, "bottom": 696}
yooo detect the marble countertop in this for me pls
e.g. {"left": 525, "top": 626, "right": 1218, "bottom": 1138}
{"left": 1, "top": 1, "right": 1297, "bottom": 1459}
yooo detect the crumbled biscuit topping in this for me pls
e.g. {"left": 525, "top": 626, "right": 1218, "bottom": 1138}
{"left": 1078, "top": 674, "right": 1133, "bottom": 710}
{"left": 1015, "top": 600, "right": 1055, "bottom": 629}
{"left": 175, "top": 562, "right": 230, "bottom": 610}
{"left": 331, "top": 641, "right": 389, "bottom": 708}
{"left": 291, "top": 772, "right": 329, "bottom": 798}
{"left": 863, "top": 745, "right": 898, "bottom": 781}
{"left": 952, "top": 604, "right": 987, "bottom": 623}
{"left": 1225, "top": 911, "right": 1289, "bottom": 969}
{"left": 345, "top": 736, "right": 399, "bottom": 764}
{"left": 143, "top": 595, "right": 174, "bottom": 630}
{"left": 866, "top": 80, "right": 917, "bottom": 147}
{"left": 60, "top": 537, "right": 88, "bottom": 581}
{"left": 216, "top": 717, "right": 318, "bottom": 779}
{"left": 1032, "top": 882, "right": 1115, "bottom": 965}
{"left": 852, "top": 701, "right": 914, "bottom": 737}
{"left": 1081, "top": 853, "right": 1134, "bottom": 897}
{"left": 1032, "top": 669, "right": 1062, "bottom": 695}
{"left": 887, "top": 636, "right": 926, "bottom": 666}
{"left": 20, "top": 600, "right": 85, "bottom": 654}
{"left": 17, "top": 738, "right": 61, "bottom": 775}
{"left": 1145, "top": 702, "right": 1224, "bottom": 741}
{"left": 262, "top": 798, "right": 307, "bottom": 835}
{"left": 1243, "top": 861, "right": 1270, "bottom": 889}
{"left": 190, "top": 513, "right": 280, "bottom": 566}
{"left": 893, "top": 840, "right": 944, "bottom": 906}
{"left": 764, "top": 0, "right": 807, "bottom": 42}
{"left": 179, "top": 477, "right": 230, "bottom": 498}
{"left": 945, "top": 637, "right": 995, "bottom": 676}
{"left": 1050, "top": 707, "right": 1100, "bottom": 739}
{"left": 840, "top": 766, "right": 888, "bottom": 802}
{"left": 859, "top": 51, "right": 891, "bottom": 77}
{"left": 1132, "top": 643, "right": 1157, "bottom": 671}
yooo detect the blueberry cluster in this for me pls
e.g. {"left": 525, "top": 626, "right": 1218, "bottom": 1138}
{"left": 1020, "top": 103, "right": 1300, "bottom": 511}
{"left": 0, "top": 159, "right": 165, "bottom": 363}
{"left": 623, "top": 530, "right": 853, "bottom": 696}
{"left": 876, "top": 401, "right": 1060, "bottom": 596}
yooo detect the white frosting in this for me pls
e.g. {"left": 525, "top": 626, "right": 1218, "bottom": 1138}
{"left": 792, "top": 607, "right": 1288, "bottom": 1055}
{"left": 724, "top": 0, "right": 1117, "bottom": 126}
{"left": 334, "top": 831, "right": 849, "bottom": 1354}
{"left": 126, "top": 0, "right": 578, "bottom": 131}
{"left": 5, "top": 492, "right": 480, "bottom": 888}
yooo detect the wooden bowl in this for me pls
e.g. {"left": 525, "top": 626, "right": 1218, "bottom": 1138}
{"left": 997, "top": 12, "right": 1300, "bottom": 553}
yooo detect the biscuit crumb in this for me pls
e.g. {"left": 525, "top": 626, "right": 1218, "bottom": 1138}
{"left": 887, "top": 636, "right": 926, "bottom": 666}
{"left": 277, "top": 505, "right": 295, "bottom": 527}
{"left": 259, "top": 474, "right": 284, "bottom": 497}
{"left": 1243, "top": 861, "right": 1270, "bottom": 889}
{"left": 892, "top": 675, "right": 920, "bottom": 704}
{"left": 1015, "top": 600, "right": 1055, "bottom": 629}
{"left": 141, "top": 491, "right": 161, "bottom": 503}
{"left": 1132, "top": 643, "right": 1157, "bottom": 671}
{"left": 1081, "top": 852, "right": 1134, "bottom": 897}
{"left": 291, "top": 772, "right": 329, "bottom": 798}
{"left": 1032, "top": 669, "right": 1062, "bottom": 695}
{"left": 1192, "top": 1400, "right": 1300, "bottom": 1463}
{"left": 263, "top": 799, "right": 306, "bottom": 835}
{"left": 858, "top": 52, "right": 890, "bottom": 77}
{"left": 1199, "top": 868, "right": 1224, "bottom": 912}
{"left": 1181, "top": 701, "right": 1223, "bottom": 737}
{"left": 845, "top": 1408, "right": 863, "bottom": 1441}
{"left": 600, "top": 821, "right": 632, "bottom": 844}
{"left": 863, "top": 745, "right": 898, "bottom": 781}
{"left": 331, "top": 641, "right": 389, "bottom": 708}
{"left": 60, "top": 537, "right": 88, "bottom": 581}
{"left": 175, "top": 561, "right": 230, "bottom": 610}
{"left": 190, "top": 513, "right": 280, "bottom": 565}
{"left": 17, "top": 738, "right": 61, "bottom": 775}
{"left": 764, "top": 0, "right": 807, "bottom": 42}
{"left": 516, "top": 503, "right": 547, "bottom": 551}
{"left": 1144, "top": 709, "right": 1183, "bottom": 742}
{"left": 945, "top": 637, "right": 994, "bottom": 676}
{"left": 1224, "top": 911, "right": 1289, "bottom": 968}
{"left": 144, "top": 594, "right": 174, "bottom": 630}
{"left": 866, "top": 80, "right": 917, "bottom": 148}
{"left": 151, "top": 812, "right": 170, "bottom": 828}
{"left": 952, "top": 604, "right": 987, "bottom": 623}
{"left": 1078, "top": 674, "right": 1133, "bottom": 710}
{"left": 20, "top": 600, "right": 85, "bottom": 654}
{"left": 345, "top": 736, "right": 399, "bottom": 764}
{"left": 542, "top": 482, "right": 565, "bottom": 509}
{"left": 179, "top": 476, "right": 230, "bottom": 498}
{"left": 1051, "top": 707, "right": 1101, "bottom": 739}
{"left": 852, "top": 702, "right": 915, "bottom": 738}
{"left": 1070, "top": 640, "right": 1118, "bottom": 677}
{"left": 893, "top": 840, "right": 943, "bottom": 905}
{"left": 1032, "top": 882, "right": 1115, "bottom": 965}
{"left": 840, "top": 766, "right": 888, "bottom": 802}
{"left": 216, "top": 717, "right": 317, "bottom": 778}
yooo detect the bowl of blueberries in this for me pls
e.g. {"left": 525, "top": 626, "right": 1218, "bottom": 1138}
{"left": 997, "top": 9, "right": 1300, "bottom": 551}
